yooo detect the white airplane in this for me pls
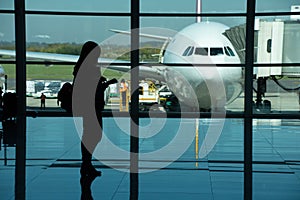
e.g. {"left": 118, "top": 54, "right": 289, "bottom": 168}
{"left": 0, "top": 0, "right": 243, "bottom": 111}
{"left": 152, "top": 21, "right": 242, "bottom": 111}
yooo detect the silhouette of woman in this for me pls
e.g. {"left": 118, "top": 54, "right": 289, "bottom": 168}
{"left": 72, "top": 41, "right": 116, "bottom": 177}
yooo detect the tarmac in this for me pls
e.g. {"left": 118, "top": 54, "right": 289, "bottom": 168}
{"left": 0, "top": 93, "right": 299, "bottom": 200}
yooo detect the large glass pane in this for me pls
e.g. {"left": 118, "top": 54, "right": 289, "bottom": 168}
{"left": 26, "top": 15, "right": 129, "bottom": 44}
{"left": 0, "top": 0, "right": 14, "bottom": 10}
{"left": 252, "top": 75, "right": 300, "bottom": 112}
{"left": 0, "top": 163, "right": 15, "bottom": 199}
{"left": 138, "top": 118, "right": 244, "bottom": 199}
{"left": 141, "top": 16, "right": 246, "bottom": 32}
{"left": 253, "top": 118, "right": 300, "bottom": 199}
{"left": 141, "top": 0, "right": 247, "bottom": 13}
{"left": 252, "top": 15, "right": 300, "bottom": 113}
{"left": 141, "top": 16, "right": 247, "bottom": 65}
{"left": 256, "top": 0, "right": 300, "bottom": 13}
{"left": 25, "top": 64, "right": 72, "bottom": 107}
{"left": 25, "top": 63, "right": 130, "bottom": 109}
{"left": 1, "top": 64, "right": 15, "bottom": 92}
{"left": 138, "top": 17, "right": 246, "bottom": 113}
{"left": 26, "top": 0, "right": 130, "bottom": 12}
{"left": 0, "top": 14, "right": 15, "bottom": 54}
{"left": 136, "top": 65, "right": 244, "bottom": 113}
{"left": 24, "top": 15, "right": 130, "bottom": 108}
{"left": 10, "top": 117, "right": 130, "bottom": 199}
{"left": 255, "top": 16, "right": 300, "bottom": 65}
{"left": 0, "top": 87, "right": 16, "bottom": 199}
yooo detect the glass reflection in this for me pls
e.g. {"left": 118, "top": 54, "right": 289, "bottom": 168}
{"left": 80, "top": 174, "right": 97, "bottom": 200}
{"left": 253, "top": 118, "right": 300, "bottom": 199}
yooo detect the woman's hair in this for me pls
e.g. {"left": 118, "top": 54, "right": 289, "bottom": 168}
{"left": 73, "top": 41, "right": 100, "bottom": 77}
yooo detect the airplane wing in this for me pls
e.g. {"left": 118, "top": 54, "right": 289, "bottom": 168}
{"left": 0, "top": 49, "right": 79, "bottom": 63}
{"left": 0, "top": 49, "right": 130, "bottom": 64}
{"left": 109, "top": 29, "right": 171, "bottom": 41}
{"left": 0, "top": 49, "right": 166, "bottom": 81}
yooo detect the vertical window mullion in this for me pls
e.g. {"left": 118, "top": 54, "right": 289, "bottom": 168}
{"left": 130, "top": 0, "right": 140, "bottom": 200}
{"left": 244, "top": 0, "right": 256, "bottom": 200}
{"left": 14, "top": 0, "right": 26, "bottom": 199}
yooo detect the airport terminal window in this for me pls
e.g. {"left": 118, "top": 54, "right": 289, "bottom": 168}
{"left": 2, "top": 1, "right": 300, "bottom": 200}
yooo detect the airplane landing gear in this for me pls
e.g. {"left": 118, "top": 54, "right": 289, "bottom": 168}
{"left": 254, "top": 77, "right": 271, "bottom": 113}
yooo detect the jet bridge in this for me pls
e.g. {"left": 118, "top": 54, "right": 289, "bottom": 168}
{"left": 224, "top": 20, "right": 300, "bottom": 77}
{"left": 255, "top": 20, "right": 300, "bottom": 77}
{"left": 223, "top": 19, "right": 300, "bottom": 110}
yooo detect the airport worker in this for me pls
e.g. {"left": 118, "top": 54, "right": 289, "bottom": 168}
{"left": 40, "top": 93, "right": 46, "bottom": 109}
{"left": 0, "top": 87, "right": 3, "bottom": 107}
{"left": 72, "top": 41, "right": 117, "bottom": 178}
{"left": 120, "top": 78, "right": 128, "bottom": 108}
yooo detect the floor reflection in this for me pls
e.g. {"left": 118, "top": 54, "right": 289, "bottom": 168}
{"left": 80, "top": 175, "right": 97, "bottom": 200}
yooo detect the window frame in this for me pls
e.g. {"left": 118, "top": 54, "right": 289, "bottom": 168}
{"left": 2, "top": 1, "right": 300, "bottom": 200}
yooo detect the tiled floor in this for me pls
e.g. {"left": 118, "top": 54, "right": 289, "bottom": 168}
{"left": 0, "top": 117, "right": 300, "bottom": 199}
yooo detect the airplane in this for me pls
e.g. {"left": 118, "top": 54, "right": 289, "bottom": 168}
{"left": 0, "top": 0, "right": 243, "bottom": 112}
{"left": 148, "top": 21, "right": 242, "bottom": 111}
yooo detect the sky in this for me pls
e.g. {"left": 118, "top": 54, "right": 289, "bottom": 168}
{"left": 0, "top": 0, "right": 299, "bottom": 43}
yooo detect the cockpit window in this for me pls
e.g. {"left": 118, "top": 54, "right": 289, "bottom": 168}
{"left": 182, "top": 46, "right": 194, "bottom": 56}
{"left": 187, "top": 46, "right": 194, "bottom": 56}
{"left": 210, "top": 47, "right": 224, "bottom": 56}
{"left": 224, "top": 47, "right": 231, "bottom": 56}
{"left": 182, "top": 46, "right": 191, "bottom": 56}
{"left": 224, "top": 46, "right": 235, "bottom": 56}
{"left": 195, "top": 47, "right": 208, "bottom": 56}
